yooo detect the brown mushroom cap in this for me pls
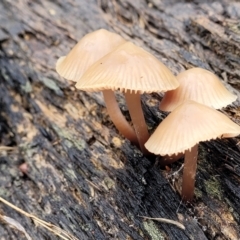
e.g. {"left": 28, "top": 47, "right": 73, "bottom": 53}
{"left": 75, "top": 41, "right": 179, "bottom": 93}
{"left": 75, "top": 41, "right": 178, "bottom": 154}
{"left": 159, "top": 68, "right": 237, "bottom": 111}
{"left": 56, "top": 29, "right": 126, "bottom": 82}
{"left": 145, "top": 100, "right": 240, "bottom": 155}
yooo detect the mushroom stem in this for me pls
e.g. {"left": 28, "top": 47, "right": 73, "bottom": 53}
{"left": 159, "top": 153, "right": 184, "bottom": 166}
{"left": 102, "top": 90, "right": 138, "bottom": 144}
{"left": 182, "top": 144, "right": 198, "bottom": 202}
{"left": 124, "top": 91, "right": 150, "bottom": 154}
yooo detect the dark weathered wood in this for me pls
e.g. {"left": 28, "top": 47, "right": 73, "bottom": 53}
{"left": 0, "top": 0, "right": 240, "bottom": 239}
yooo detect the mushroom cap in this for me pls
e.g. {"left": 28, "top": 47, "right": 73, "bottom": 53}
{"left": 145, "top": 100, "right": 240, "bottom": 155}
{"left": 75, "top": 41, "right": 179, "bottom": 93}
{"left": 159, "top": 68, "right": 237, "bottom": 111}
{"left": 56, "top": 29, "right": 126, "bottom": 82}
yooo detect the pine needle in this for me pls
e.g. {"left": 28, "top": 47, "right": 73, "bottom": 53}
{"left": 0, "top": 197, "right": 78, "bottom": 240}
{"left": 0, "top": 146, "right": 16, "bottom": 151}
{"left": 139, "top": 215, "right": 185, "bottom": 230}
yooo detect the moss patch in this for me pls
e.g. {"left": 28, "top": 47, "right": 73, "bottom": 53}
{"left": 204, "top": 177, "right": 222, "bottom": 200}
{"left": 143, "top": 220, "right": 165, "bottom": 240}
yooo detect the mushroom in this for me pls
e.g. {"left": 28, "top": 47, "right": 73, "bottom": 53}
{"left": 55, "top": 29, "right": 137, "bottom": 143}
{"left": 159, "top": 67, "right": 238, "bottom": 165}
{"left": 75, "top": 41, "right": 179, "bottom": 154}
{"left": 160, "top": 67, "right": 237, "bottom": 112}
{"left": 56, "top": 29, "right": 126, "bottom": 82}
{"left": 145, "top": 100, "right": 240, "bottom": 201}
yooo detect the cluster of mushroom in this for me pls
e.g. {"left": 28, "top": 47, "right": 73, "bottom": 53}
{"left": 56, "top": 29, "right": 240, "bottom": 202}
{"left": 56, "top": 29, "right": 179, "bottom": 154}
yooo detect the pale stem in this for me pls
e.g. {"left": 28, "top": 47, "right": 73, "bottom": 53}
{"left": 182, "top": 144, "right": 199, "bottom": 202}
{"left": 124, "top": 91, "right": 150, "bottom": 154}
{"left": 102, "top": 90, "right": 138, "bottom": 145}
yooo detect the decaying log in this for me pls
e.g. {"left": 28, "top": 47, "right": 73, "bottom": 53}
{"left": 0, "top": 0, "right": 240, "bottom": 239}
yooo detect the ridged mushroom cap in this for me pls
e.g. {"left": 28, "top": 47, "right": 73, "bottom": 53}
{"left": 56, "top": 29, "right": 126, "bottom": 82}
{"left": 145, "top": 100, "right": 240, "bottom": 155}
{"left": 75, "top": 41, "right": 179, "bottom": 93}
{"left": 160, "top": 68, "right": 237, "bottom": 111}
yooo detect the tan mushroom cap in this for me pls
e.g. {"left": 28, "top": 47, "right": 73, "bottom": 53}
{"left": 145, "top": 100, "right": 240, "bottom": 156}
{"left": 75, "top": 42, "right": 179, "bottom": 93}
{"left": 56, "top": 29, "right": 126, "bottom": 82}
{"left": 160, "top": 68, "right": 237, "bottom": 111}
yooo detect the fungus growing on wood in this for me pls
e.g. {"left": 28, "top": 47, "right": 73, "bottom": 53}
{"left": 76, "top": 41, "right": 179, "bottom": 154}
{"left": 160, "top": 67, "right": 237, "bottom": 112}
{"left": 145, "top": 100, "right": 240, "bottom": 201}
{"left": 56, "top": 29, "right": 126, "bottom": 82}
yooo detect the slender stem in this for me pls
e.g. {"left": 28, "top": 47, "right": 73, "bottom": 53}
{"left": 158, "top": 153, "right": 184, "bottom": 166}
{"left": 102, "top": 90, "right": 138, "bottom": 145}
{"left": 124, "top": 91, "right": 150, "bottom": 154}
{"left": 182, "top": 144, "right": 199, "bottom": 202}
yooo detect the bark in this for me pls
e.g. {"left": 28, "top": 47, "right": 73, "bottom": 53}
{"left": 0, "top": 0, "right": 240, "bottom": 239}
